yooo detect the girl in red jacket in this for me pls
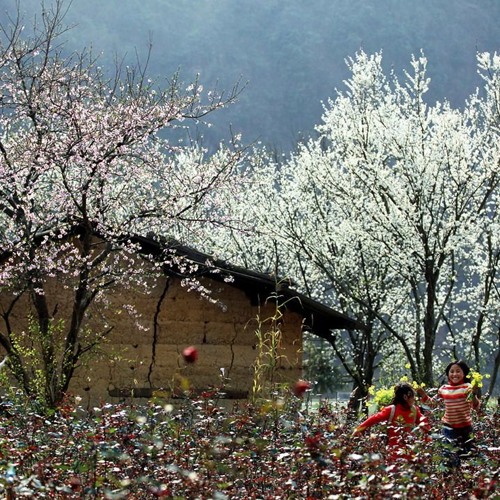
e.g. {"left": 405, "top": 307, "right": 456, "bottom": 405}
{"left": 417, "top": 360, "right": 481, "bottom": 467}
{"left": 352, "top": 382, "right": 430, "bottom": 461}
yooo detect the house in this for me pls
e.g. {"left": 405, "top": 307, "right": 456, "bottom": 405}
{"left": 0, "top": 232, "right": 361, "bottom": 408}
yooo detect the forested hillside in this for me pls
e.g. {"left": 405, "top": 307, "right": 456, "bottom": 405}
{"left": 4, "top": 0, "right": 499, "bottom": 151}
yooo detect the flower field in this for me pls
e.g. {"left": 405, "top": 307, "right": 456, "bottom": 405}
{"left": 0, "top": 393, "right": 498, "bottom": 499}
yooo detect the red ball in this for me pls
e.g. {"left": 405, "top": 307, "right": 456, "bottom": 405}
{"left": 182, "top": 346, "right": 198, "bottom": 363}
{"left": 293, "top": 379, "right": 311, "bottom": 397}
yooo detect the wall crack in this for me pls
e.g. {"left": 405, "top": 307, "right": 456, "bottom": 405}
{"left": 147, "top": 277, "right": 170, "bottom": 387}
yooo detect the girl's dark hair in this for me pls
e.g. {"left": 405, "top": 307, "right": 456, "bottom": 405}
{"left": 445, "top": 360, "right": 471, "bottom": 380}
{"left": 391, "top": 382, "right": 415, "bottom": 406}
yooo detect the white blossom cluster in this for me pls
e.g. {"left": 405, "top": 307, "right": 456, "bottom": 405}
{"left": 198, "top": 50, "right": 500, "bottom": 394}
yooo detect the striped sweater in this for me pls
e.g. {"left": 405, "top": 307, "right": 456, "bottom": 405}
{"left": 438, "top": 383, "right": 475, "bottom": 428}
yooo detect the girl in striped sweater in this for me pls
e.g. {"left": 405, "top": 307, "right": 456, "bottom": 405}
{"left": 417, "top": 360, "right": 481, "bottom": 466}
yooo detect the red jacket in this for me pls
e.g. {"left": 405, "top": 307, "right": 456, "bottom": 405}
{"left": 355, "top": 404, "right": 430, "bottom": 460}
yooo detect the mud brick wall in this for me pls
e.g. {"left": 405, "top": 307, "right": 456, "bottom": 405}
{"left": 1, "top": 272, "right": 304, "bottom": 409}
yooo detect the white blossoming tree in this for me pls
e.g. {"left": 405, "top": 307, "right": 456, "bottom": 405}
{"left": 198, "top": 51, "right": 500, "bottom": 406}
{"left": 0, "top": 1, "right": 246, "bottom": 407}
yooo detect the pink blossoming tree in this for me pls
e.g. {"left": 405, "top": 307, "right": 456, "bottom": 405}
{"left": 0, "top": 0, "right": 245, "bottom": 407}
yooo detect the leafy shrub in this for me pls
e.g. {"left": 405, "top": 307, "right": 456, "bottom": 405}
{"left": 0, "top": 391, "right": 497, "bottom": 498}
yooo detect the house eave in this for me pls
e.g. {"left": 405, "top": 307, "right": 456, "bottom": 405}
{"left": 131, "top": 234, "right": 363, "bottom": 334}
